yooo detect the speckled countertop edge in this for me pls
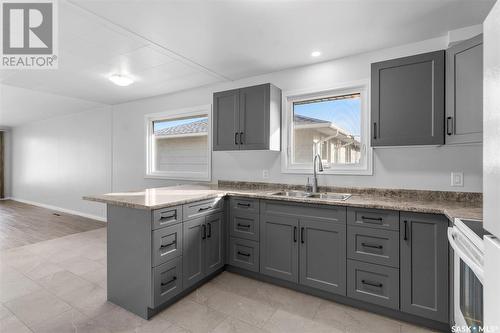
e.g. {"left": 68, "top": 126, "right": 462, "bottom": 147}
{"left": 83, "top": 184, "right": 482, "bottom": 222}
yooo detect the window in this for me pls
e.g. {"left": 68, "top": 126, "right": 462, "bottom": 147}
{"left": 282, "top": 84, "right": 372, "bottom": 175}
{"left": 145, "top": 105, "right": 211, "bottom": 181}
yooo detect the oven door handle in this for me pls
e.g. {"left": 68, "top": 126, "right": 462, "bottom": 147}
{"left": 447, "top": 227, "right": 484, "bottom": 283}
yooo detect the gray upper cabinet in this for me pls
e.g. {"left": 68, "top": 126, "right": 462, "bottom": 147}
{"left": 260, "top": 214, "right": 299, "bottom": 283}
{"left": 371, "top": 50, "right": 445, "bottom": 146}
{"left": 213, "top": 83, "right": 281, "bottom": 151}
{"left": 213, "top": 89, "right": 240, "bottom": 150}
{"left": 299, "top": 218, "right": 346, "bottom": 295}
{"left": 400, "top": 212, "right": 448, "bottom": 323}
{"left": 446, "top": 34, "right": 483, "bottom": 144}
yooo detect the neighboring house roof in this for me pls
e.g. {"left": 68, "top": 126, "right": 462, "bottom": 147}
{"left": 155, "top": 119, "right": 208, "bottom": 137}
{"left": 293, "top": 114, "right": 330, "bottom": 125}
{"left": 155, "top": 115, "right": 359, "bottom": 148}
{"left": 156, "top": 115, "right": 328, "bottom": 137}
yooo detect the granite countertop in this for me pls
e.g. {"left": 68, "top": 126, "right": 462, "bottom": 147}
{"left": 83, "top": 183, "right": 482, "bottom": 222}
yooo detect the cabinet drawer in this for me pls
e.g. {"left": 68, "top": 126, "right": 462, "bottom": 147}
{"left": 347, "top": 259, "right": 399, "bottom": 310}
{"left": 229, "top": 211, "right": 259, "bottom": 241}
{"left": 152, "top": 223, "right": 182, "bottom": 267}
{"left": 347, "top": 208, "right": 399, "bottom": 230}
{"left": 152, "top": 206, "right": 182, "bottom": 230}
{"left": 229, "top": 237, "right": 260, "bottom": 272}
{"left": 230, "top": 197, "right": 259, "bottom": 214}
{"left": 152, "top": 256, "right": 183, "bottom": 308}
{"left": 347, "top": 226, "right": 399, "bottom": 268}
{"left": 183, "top": 197, "right": 223, "bottom": 220}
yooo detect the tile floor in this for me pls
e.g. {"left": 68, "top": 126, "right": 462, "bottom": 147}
{"left": 0, "top": 227, "right": 437, "bottom": 333}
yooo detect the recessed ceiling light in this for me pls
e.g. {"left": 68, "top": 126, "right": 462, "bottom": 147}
{"left": 311, "top": 51, "right": 321, "bottom": 57}
{"left": 109, "top": 74, "right": 134, "bottom": 87}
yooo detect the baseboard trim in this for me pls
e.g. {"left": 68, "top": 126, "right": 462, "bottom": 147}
{"left": 9, "top": 197, "right": 107, "bottom": 222}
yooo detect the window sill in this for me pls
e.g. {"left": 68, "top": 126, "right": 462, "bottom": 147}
{"left": 281, "top": 167, "right": 373, "bottom": 176}
{"left": 144, "top": 173, "right": 211, "bottom": 182}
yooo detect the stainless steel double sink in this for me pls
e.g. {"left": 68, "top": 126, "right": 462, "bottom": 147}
{"left": 270, "top": 190, "right": 351, "bottom": 201}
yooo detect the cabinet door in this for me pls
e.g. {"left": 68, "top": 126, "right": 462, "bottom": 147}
{"left": 182, "top": 217, "right": 206, "bottom": 289}
{"left": 299, "top": 218, "right": 346, "bottom": 295}
{"left": 213, "top": 89, "right": 240, "bottom": 151}
{"left": 260, "top": 214, "right": 299, "bottom": 283}
{"left": 239, "top": 84, "right": 269, "bottom": 150}
{"left": 446, "top": 34, "right": 483, "bottom": 144}
{"left": 205, "top": 213, "right": 224, "bottom": 275}
{"left": 400, "top": 213, "right": 448, "bottom": 323}
{"left": 371, "top": 50, "right": 445, "bottom": 146}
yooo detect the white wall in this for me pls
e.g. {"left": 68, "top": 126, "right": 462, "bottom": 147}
{"left": 111, "top": 35, "right": 483, "bottom": 193}
{"left": 11, "top": 107, "right": 112, "bottom": 220}
{"left": 9, "top": 34, "right": 484, "bottom": 220}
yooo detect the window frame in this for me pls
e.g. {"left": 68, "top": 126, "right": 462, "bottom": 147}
{"left": 281, "top": 81, "right": 373, "bottom": 175}
{"left": 144, "top": 104, "right": 212, "bottom": 181}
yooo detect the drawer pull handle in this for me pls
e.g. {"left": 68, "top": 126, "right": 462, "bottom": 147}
{"left": 293, "top": 226, "right": 297, "bottom": 242}
{"left": 237, "top": 251, "right": 250, "bottom": 257}
{"left": 161, "top": 276, "right": 177, "bottom": 286}
{"left": 198, "top": 206, "right": 213, "bottom": 212}
{"left": 237, "top": 203, "right": 251, "bottom": 207}
{"left": 159, "top": 212, "right": 176, "bottom": 221}
{"left": 360, "top": 216, "right": 383, "bottom": 224}
{"left": 207, "top": 223, "right": 212, "bottom": 238}
{"left": 202, "top": 224, "right": 207, "bottom": 240}
{"left": 160, "top": 240, "right": 176, "bottom": 249}
{"left": 235, "top": 132, "right": 239, "bottom": 145}
{"left": 361, "top": 242, "right": 383, "bottom": 249}
{"left": 404, "top": 220, "right": 408, "bottom": 241}
{"left": 237, "top": 223, "right": 251, "bottom": 229}
{"left": 301, "top": 227, "right": 305, "bottom": 244}
{"left": 361, "top": 279, "right": 383, "bottom": 288}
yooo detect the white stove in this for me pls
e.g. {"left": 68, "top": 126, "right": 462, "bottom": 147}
{"left": 448, "top": 218, "right": 490, "bottom": 332}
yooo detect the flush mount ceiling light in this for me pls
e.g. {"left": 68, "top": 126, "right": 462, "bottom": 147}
{"left": 311, "top": 51, "right": 321, "bottom": 57}
{"left": 109, "top": 74, "right": 134, "bottom": 87}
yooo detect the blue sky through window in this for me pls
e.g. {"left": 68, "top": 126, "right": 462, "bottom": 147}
{"left": 153, "top": 116, "right": 207, "bottom": 133}
{"left": 293, "top": 96, "right": 361, "bottom": 136}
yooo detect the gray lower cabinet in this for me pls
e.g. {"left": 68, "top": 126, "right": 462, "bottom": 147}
{"left": 347, "top": 259, "right": 399, "bottom": 310}
{"left": 183, "top": 213, "right": 224, "bottom": 289}
{"left": 205, "top": 213, "right": 224, "bottom": 275}
{"left": 299, "top": 218, "right": 346, "bottom": 295}
{"left": 260, "top": 214, "right": 299, "bottom": 282}
{"left": 400, "top": 212, "right": 449, "bottom": 323}
{"left": 446, "top": 34, "right": 483, "bottom": 144}
{"left": 153, "top": 206, "right": 182, "bottom": 230}
{"left": 183, "top": 217, "right": 205, "bottom": 289}
{"left": 347, "top": 225, "right": 399, "bottom": 268}
{"left": 152, "top": 223, "right": 183, "bottom": 267}
{"left": 230, "top": 210, "right": 259, "bottom": 241}
{"left": 229, "top": 237, "right": 260, "bottom": 272}
{"left": 260, "top": 201, "right": 347, "bottom": 291}
{"left": 152, "top": 256, "right": 183, "bottom": 308}
{"left": 371, "top": 50, "right": 445, "bottom": 146}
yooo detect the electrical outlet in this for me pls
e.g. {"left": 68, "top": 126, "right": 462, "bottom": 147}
{"left": 262, "top": 169, "right": 269, "bottom": 179}
{"left": 451, "top": 172, "right": 464, "bottom": 187}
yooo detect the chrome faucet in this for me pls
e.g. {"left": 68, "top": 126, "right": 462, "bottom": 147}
{"left": 307, "top": 153, "right": 323, "bottom": 193}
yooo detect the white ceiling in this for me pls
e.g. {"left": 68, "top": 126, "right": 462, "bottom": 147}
{"left": 0, "top": 0, "right": 495, "bottom": 127}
